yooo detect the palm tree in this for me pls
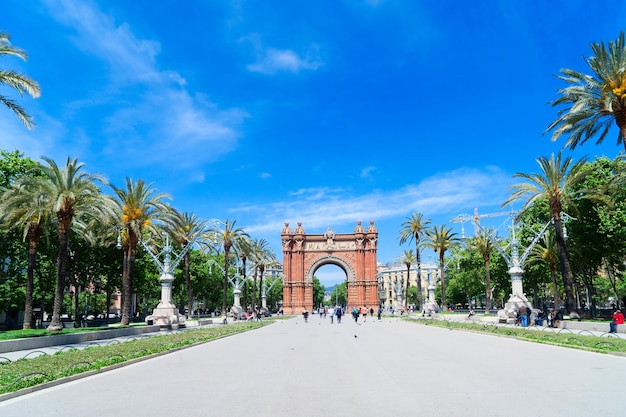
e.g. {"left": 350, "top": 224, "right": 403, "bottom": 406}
{"left": 468, "top": 234, "right": 494, "bottom": 314}
{"left": 0, "top": 178, "right": 50, "bottom": 329}
{"left": 250, "top": 238, "right": 274, "bottom": 312}
{"left": 398, "top": 250, "right": 415, "bottom": 309}
{"left": 209, "top": 220, "right": 249, "bottom": 315}
{"left": 425, "top": 224, "right": 460, "bottom": 311}
{"left": 111, "top": 178, "right": 171, "bottom": 325}
{"left": 504, "top": 151, "right": 589, "bottom": 313}
{"left": 528, "top": 229, "right": 561, "bottom": 312}
{"left": 25, "top": 157, "right": 107, "bottom": 331}
{"left": 398, "top": 213, "right": 431, "bottom": 311}
{"left": 166, "top": 209, "right": 207, "bottom": 318}
{"left": 546, "top": 32, "right": 626, "bottom": 152}
{"left": 0, "top": 31, "right": 41, "bottom": 129}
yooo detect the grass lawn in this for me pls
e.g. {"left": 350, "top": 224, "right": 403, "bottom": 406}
{"left": 407, "top": 317, "right": 626, "bottom": 354}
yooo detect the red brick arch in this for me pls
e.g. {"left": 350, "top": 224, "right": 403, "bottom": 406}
{"left": 281, "top": 221, "right": 379, "bottom": 314}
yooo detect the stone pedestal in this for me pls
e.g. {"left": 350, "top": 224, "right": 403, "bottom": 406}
{"left": 145, "top": 271, "right": 186, "bottom": 329}
{"left": 423, "top": 301, "right": 439, "bottom": 316}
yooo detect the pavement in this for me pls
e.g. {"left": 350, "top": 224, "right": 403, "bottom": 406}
{"left": 1, "top": 315, "right": 626, "bottom": 417}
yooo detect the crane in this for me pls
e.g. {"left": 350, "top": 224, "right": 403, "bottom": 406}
{"left": 451, "top": 208, "right": 516, "bottom": 238}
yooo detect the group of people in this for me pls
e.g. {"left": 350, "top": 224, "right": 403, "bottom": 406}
{"left": 302, "top": 305, "right": 384, "bottom": 324}
{"left": 513, "top": 305, "right": 564, "bottom": 328}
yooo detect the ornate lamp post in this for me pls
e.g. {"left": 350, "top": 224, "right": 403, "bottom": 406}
{"left": 472, "top": 213, "right": 573, "bottom": 321}
{"left": 423, "top": 266, "right": 439, "bottom": 315}
{"left": 142, "top": 234, "right": 196, "bottom": 329}
{"left": 207, "top": 256, "right": 245, "bottom": 318}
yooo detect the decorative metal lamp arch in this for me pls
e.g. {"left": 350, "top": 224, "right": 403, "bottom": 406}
{"left": 305, "top": 255, "right": 356, "bottom": 284}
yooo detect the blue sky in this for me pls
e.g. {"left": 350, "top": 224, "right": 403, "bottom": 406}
{"left": 1, "top": 1, "right": 625, "bottom": 284}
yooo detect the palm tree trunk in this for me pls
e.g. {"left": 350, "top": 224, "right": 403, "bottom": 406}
{"left": 185, "top": 250, "right": 192, "bottom": 317}
{"left": 550, "top": 266, "right": 560, "bottom": 312}
{"left": 252, "top": 267, "right": 257, "bottom": 312}
{"left": 242, "top": 258, "right": 248, "bottom": 311}
{"left": 259, "top": 265, "right": 265, "bottom": 309}
{"left": 484, "top": 258, "right": 491, "bottom": 315}
{"left": 553, "top": 217, "right": 576, "bottom": 313}
{"left": 23, "top": 228, "right": 41, "bottom": 330}
{"left": 405, "top": 265, "right": 410, "bottom": 309}
{"left": 48, "top": 219, "right": 70, "bottom": 331}
{"left": 439, "top": 251, "right": 447, "bottom": 310}
{"left": 415, "top": 245, "right": 422, "bottom": 312}
{"left": 222, "top": 246, "right": 230, "bottom": 314}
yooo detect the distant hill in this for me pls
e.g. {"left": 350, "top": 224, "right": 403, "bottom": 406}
{"left": 324, "top": 284, "right": 337, "bottom": 296}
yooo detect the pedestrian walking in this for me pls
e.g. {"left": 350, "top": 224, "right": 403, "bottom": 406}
{"left": 335, "top": 306, "right": 342, "bottom": 324}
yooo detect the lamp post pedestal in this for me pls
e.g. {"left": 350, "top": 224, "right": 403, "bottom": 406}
{"left": 147, "top": 269, "right": 186, "bottom": 329}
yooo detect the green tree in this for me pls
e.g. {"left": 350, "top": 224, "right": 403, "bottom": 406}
{"left": 0, "top": 150, "right": 41, "bottom": 328}
{"left": 547, "top": 32, "right": 626, "bottom": 151}
{"left": 0, "top": 175, "right": 51, "bottom": 328}
{"left": 25, "top": 157, "right": 108, "bottom": 331}
{"left": 329, "top": 282, "right": 347, "bottom": 307}
{"left": 249, "top": 238, "right": 274, "bottom": 312}
{"left": 398, "top": 249, "right": 415, "bottom": 309}
{"left": 166, "top": 210, "right": 207, "bottom": 317}
{"left": 111, "top": 178, "right": 171, "bottom": 325}
{"left": 468, "top": 234, "right": 495, "bottom": 313}
{"left": 505, "top": 151, "right": 590, "bottom": 313}
{"left": 312, "top": 276, "right": 325, "bottom": 308}
{"left": 425, "top": 224, "right": 460, "bottom": 310}
{"left": 0, "top": 150, "right": 38, "bottom": 187}
{"left": 528, "top": 229, "right": 561, "bottom": 311}
{"left": 398, "top": 213, "right": 431, "bottom": 311}
{"left": 0, "top": 32, "right": 41, "bottom": 129}
{"left": 209, "top": 220, "right": 249, "bottom": 314}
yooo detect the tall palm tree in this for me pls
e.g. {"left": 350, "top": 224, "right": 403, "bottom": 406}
{"left": 0, "top": 31, "right": 41, "bottom": 129}
{"left": 546, "top": 32, "right": 626, "bottom": 152}
{"left": 468, "top": 234, "right": 494, "bottom": 314}
{"left": 111, "top": 178, "right": 171, "bottom": 325}
{"left": 398, "top": 213, "right": 431, "bottom": 311}
{"left": 250, "top": 238, "right": 273, "bottom": 312}
{"left": 25, "top": 157, "right": 107, "bottom": 331}
{"left": 398, "top": 249, "right": 415, "bottom": 309}
{"left": 425, "top": 224, "right": 460, "bottom": 311}
{"left": 528, "top": 229, "right": 561, "bottom": 312}
{"left": 166, "top": 209, "right": 207, "bottom": 317}
{"left": 0, "top": 178, "right": 50, "bottom": 329}
{"left": 209, "top": 220, "right": 249, "bottom": 314}
{"left": 504, "top": 151, "right": 589, "bottom": 313}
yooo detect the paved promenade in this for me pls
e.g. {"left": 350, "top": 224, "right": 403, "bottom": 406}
{"left": 1, "top": 316, "right": 625, "bottom": 417}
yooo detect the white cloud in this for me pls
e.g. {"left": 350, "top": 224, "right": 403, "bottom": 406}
{"left": 247, "top": 47, "right": 323, "bottom": 74}
{"left": 360, "top": 166, "right": 376, "bottom": 178}
{"left": 42, "top": 0, "right": 245, "bottom": 173}
{"left": 238, "top": 166, "right": 514, "bottom": 235}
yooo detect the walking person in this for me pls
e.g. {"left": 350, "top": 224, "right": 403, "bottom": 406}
{"left": 335, "top": 305, "right": 342, "bottom": 324}
{"left": 329, "top": 306, "right": 335, "bottom": 324}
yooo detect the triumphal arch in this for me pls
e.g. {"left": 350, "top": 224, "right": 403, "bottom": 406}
{"left": 281, "top": 221, "right": 379, "bottom": 314}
